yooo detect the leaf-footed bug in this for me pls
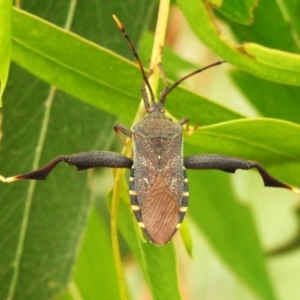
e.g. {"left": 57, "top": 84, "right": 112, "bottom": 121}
{"left": 0, "top": 15, "right": 299, "bottom": 246}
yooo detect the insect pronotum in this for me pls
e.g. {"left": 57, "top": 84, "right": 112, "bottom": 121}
{"left": 0, "top": 15, "right": 298, "bottom": 245}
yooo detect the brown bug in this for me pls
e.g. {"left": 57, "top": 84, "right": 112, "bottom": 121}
{"left": 0, "top": 15, "right": 297, "bottom": 245}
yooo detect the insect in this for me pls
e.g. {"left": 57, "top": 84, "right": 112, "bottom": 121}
{"left": 0, "top": 15, "right": 298, "bottom": 246}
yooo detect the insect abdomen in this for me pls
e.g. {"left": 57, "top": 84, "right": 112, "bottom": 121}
{"left": 129, "top": 165, "right": 189, "bottom": 245}
{"left": 129, "top": 166, "right": 144, "bottom": 228}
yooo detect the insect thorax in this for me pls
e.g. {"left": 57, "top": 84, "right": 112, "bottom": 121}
{"left": 133, "top": 111, "right": 182, "bottom": 138}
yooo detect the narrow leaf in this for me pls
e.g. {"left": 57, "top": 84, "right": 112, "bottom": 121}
{"left": 243, "top": 42, "right": 300, "bottom": 72}
{"left": 217, "top": 0, "right": 258, "bottom": 25}
{"left": 115, "top": 181, "right": 182, "bottom": 300}
{"left": 230, "top": 70, "right": 300, "bottom": 123}
{"left": 12, "top": 8, "right": 242, "bottom": 126}
{"left": 0, "top": 0, "right": 12, "bottom": 104}
{"left": 177, "top": 0, "right": 300, "bottom": 85}
{"left": 186, "top": 118, "right": 300, "bottom": 186}
{"left": 187, "top": 168, "right": 277, "bottom": 300}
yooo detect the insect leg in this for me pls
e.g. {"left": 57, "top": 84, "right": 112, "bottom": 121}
{"left": 178, "top": 118, "right": 200, "bottom": 137}
{"left": 0, "top": 151, "right": 133, "bottom": 183}
{"left": 184, "top": 154, "right": 299, "bottom": 192}
{"left": 114, "top": 124, "right": 133, "bottom": 145}
{"left": 67, "top": 151, "right": 133, "bottom": 170}
{"left": 114, "top": 124, "right": 132, "bottom": 138}
{"left": 178, "top": 117, "right": 189, "bottom": 126}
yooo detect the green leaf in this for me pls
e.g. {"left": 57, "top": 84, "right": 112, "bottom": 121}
{"left": 186, "top": 118, "right": 300, "bottom": 186}
{"left": 217, "top": 0, "right": 258, "bottom": 25}
{"left": 139, "top": 31, "right": 198, "bottom": 83}
{"left": 221, "top": 1, "right": 300, "bottom": 124}
{"left": 217, "top": 0, "right": 296, "bottom": 52}
{"left": 176, "top": 1, "right": 300, "bottom": 298}
{"left": 0, "top": 0, "right": 12, "bottom": 104}
{"left": 274, "top": 0, "right": 300, "bottom": 45}
{"left": 230, "top": 70, "right": 300, "bottom": 123}
{"left": 0, "top": 63, "right": 116, "bottom": 300}
{"left": 116, "top": 182, "right": 182, "bottom": 300}
{"left": 3, "top": 1, "right": 300, "bottom": 299}
{"left": 243, "top": 43, "right": 300, "bottom": 72}
{"left": 209, "top": 0, "right": 223, "bottom": 7}
{"left": 221, "top": 0, "right": 297, "bottom": 52}
{"left": 1, "top": 1, "right": 155, "bottom": 299}
{"left": 11, "top": 8, "right": 139, "bottom": 125}
{"left": 57, "top": 209, "right": 121, "bottom": 300}
{"left": 187, "top": 169, "right": 277, "bottom": 300}
{"left": 177, "top": 0, "right": 300, "bottom": 85}
{"left": 11, "top": 8, "right": 242, "bottom": 127}
{"left": 183, "top": 118, "right": 300, "bottom": 299}
{"left": 179, "top": 219, "right": 194, "bottom": 258}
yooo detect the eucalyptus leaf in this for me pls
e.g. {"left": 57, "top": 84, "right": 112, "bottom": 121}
{"left": 11, "top": 8, "right": 242, "bottom": 126}
{"left": 2, "top": 1, "right": 300, "bottom": 299}
{"left": 0, "top": 0, "right": 12, "bottom": 103}
{"left": 217, "top": 0, "right": 258, "bottom": 25}
{"left": 114, "top": 179, "right": 182, "bottom": 300}
{"left": 177, "top": 0, "right": 300, "bottom": 85}
{"left": 187, "top": 118, "right": 300, "bottom": 186}
{"left": 187, "top": 168, "right": 277, "bottom": 300}
{"left": 230, "top": 70, "right": 300, "bottom": 123}
{"left": 243, "top": 43, "right": 300, "bottom": 72}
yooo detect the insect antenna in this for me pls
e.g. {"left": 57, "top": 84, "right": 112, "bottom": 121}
{"left": 112, "top": 15, "right": 155, "bottom": 110}
{"left": 159, "top": 60, "right": 226, "bottom": 105}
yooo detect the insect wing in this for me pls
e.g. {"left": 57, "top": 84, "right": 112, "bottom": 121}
{"left": 131, "top": 132, "right": 186, "bottom": 245}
